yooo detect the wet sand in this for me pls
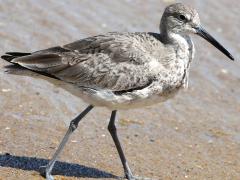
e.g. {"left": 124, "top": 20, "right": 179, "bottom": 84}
{"left": 0, "top": 0, "right": 240, "bottom": 179}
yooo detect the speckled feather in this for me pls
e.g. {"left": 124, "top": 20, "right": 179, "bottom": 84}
{"left": 12, "top": 32, "right": 173, "bottom": 90}
{"left": 2, "top": 3, "right": 199, "bottom": 109}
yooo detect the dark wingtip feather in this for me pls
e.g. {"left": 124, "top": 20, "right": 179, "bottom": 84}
{"left": 2, "top": 53, "right": 60, "bottom": 80}
{"left": 6, "top": 52, "right": 31, "bottom": 56}
{"left": 1, "top": 55, "right": 16, "bottom": 62}
{"left": 1, "top": 52, "right": 31, "bottom": 63}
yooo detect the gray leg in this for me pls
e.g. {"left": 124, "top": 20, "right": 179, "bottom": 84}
{"left": 108, "top": 111, "right": 134, "bottom": 180}
{"left": 44, "top": 105, "right": 94, "bottom": 180}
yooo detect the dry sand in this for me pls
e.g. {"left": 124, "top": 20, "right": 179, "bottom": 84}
{"left": 0, "top": 0, "right": 239, "bottom": 179}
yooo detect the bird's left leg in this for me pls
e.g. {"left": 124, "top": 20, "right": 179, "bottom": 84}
{"left": 40, "top": 105, "right": 94, "bottom": 180}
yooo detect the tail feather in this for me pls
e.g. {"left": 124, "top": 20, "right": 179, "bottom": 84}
{"left": 1, "top": 51, "right": 60, "bottom": 80}
{"left": 1, "top": 55, "right": 16, "bottom": 62}
{"left": 1, "top": 52, "right": 31, "bottom": 63}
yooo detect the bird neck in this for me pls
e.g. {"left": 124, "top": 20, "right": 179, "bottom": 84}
{"left": 159, "top": 19, "right": 189, "bottom": 45}
{"left": 160, "top": 28, "right": 188, "bottom": 45}
{"left": 160, "top": 29, "right": 192, "bottom": 59}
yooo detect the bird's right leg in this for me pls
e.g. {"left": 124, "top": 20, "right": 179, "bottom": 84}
{"left": 108, "top": 111, "right": 153, "bottom": 180}
{"left": 108, "top": 110, "right": 135, "bottom": 180}
{"left": 41, "top": 105, "right": 94, "bottom": 180}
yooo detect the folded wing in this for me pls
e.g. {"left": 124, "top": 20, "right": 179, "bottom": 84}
{"left": 2, "top": 32, "right": 162, "bottom": 92}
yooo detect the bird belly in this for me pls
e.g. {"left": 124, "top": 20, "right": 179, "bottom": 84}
{"left": 74, "top": 83, "right": 183, "bottom": 110}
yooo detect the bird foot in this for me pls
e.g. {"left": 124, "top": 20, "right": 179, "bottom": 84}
{"left": 39, "top": 165, "right": 54, "bottom": 180}
{"left": 46, "top": 174, "right": 54, "bottom": 180}
{"left": 131, "top": 176, "right": 153, "bottom": 180}
{"left": 123, "top": 174, "right": 153, "bottom": 180}
{"left": 39, "top": 165, "right": 47, "bottom": 176}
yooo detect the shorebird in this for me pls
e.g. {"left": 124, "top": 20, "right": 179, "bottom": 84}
{"left": 1, "top": 3, "right": 234, "bottom": 180}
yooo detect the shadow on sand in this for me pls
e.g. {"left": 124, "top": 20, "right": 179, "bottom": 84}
{"left": 0, "top": 153, "right": 118, "bottom": 179}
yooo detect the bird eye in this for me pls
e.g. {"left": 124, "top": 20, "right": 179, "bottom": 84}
{"left": 178, "top": 14, "right": 186, "bottom": 21}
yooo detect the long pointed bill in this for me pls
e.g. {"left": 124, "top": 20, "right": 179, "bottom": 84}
{"left": 196, "top": 26, "right": 234, "bottom": 61}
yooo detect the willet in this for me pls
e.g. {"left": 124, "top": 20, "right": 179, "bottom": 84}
{"left": 1, "top": 3, "right": 234, "bottom": 180}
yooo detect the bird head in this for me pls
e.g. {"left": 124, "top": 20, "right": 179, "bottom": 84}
{"left": 160, "top": 3, "right": 234, "bottom": 61}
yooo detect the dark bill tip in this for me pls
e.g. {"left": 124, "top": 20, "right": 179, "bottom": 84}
{"left": 196, "top": 27, "right": 234, "bottom": 61}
